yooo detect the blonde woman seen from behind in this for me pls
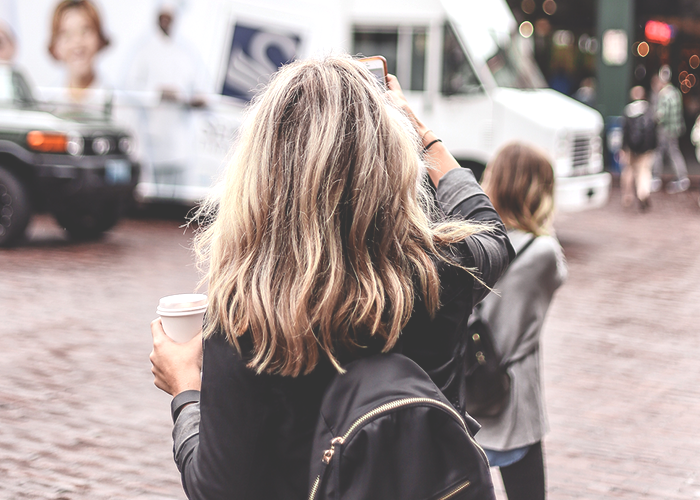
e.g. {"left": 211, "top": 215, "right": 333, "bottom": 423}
{"left": 478, "top": 143, "right": 568, "bottom": 500}
{"left": 150, "top": 56, "right": 513, "bottom": 498}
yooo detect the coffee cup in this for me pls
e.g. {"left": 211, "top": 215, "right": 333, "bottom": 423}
{"left": 157, "top": 293, "right": 208, "bottom": 343}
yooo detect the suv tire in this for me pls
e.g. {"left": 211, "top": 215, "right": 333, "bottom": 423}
{"left": 54, "top": 202, "right": 121, "bottom": 241}
{"left": 0, "top": 166, "right": 32, "bottom": 247}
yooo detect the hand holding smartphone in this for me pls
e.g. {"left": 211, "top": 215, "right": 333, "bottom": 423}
{"left": 359, "top": 55, "right": 388, "bottom": 89}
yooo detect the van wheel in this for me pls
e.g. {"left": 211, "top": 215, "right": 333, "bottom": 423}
{"left": 54, "top": 202, "right": 121, "bottom": 241}
{"left": 0, "top": 166, "right": 32, "bottom": 247}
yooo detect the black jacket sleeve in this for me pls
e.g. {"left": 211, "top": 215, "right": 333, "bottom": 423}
{"left": 171, "top": 334, "right": 279, "bottom": 499}
{"left": 435, "top": 167, "right": 515, "bottom": 305}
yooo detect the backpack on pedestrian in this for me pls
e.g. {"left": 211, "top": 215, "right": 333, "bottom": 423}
{"left": 624, "top": 103, "right": 657, "bottom": 154}
{"left": 463, "top": 237, "right": 536, "bottom": 418}
{"left": 308, "top": 353, "right": 496, "bottom": 500}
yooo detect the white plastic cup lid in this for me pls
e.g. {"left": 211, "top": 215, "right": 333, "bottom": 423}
{"left": 157, "top": 293, "right": 208, "bottom": 313}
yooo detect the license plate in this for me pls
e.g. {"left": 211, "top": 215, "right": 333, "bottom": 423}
{"left": 105, "top": 159, "right": 131, "bottom": 185}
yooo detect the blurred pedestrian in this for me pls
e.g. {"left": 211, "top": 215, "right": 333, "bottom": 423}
{"left": 690, "top": 114, "right": 700, "bottom": 208}
{"left": 48, "top": 0, "right": 110, "bottom": 103}
{"left": 651, "top": 65, "right": 689, "bottom": 194}
{"left": 572, "top": 77, "right": 596, "bottom": 108}
{"left": 149, "top": 56, "right": 512, "bottom": 498}
{"left": 123, "top": 0, "right": 209, "bottom": 105}
{"left": 123, "top": 0, "right": 210, "bottom": 187}
{"left": 621, "top": 86, "right": 656, "bottom": 210}
{"left": 476, "top": 143, "right": 568, "bottom": 500}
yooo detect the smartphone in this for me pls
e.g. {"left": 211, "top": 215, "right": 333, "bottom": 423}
{"left": 359, "top": 55, "right": 388, "bottom": 88}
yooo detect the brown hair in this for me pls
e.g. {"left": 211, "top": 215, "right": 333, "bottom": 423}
{"left": 194, "top": 55, "right": 485, "bottom": 377}
{"left": 48, "top": 0, "right": 110, "bottom": 59}
{"left": 481, "top": 142, "right": 555, "bottom": 236}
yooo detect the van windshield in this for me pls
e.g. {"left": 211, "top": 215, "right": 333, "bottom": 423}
{"left": 442, "top": 23, "right": 482, "bottom": 95}
{"left": 485, "top": 30, "right": 546, "bottom": 89}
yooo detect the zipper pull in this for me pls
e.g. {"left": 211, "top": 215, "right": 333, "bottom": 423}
{"left": 321, "top": 436, "right": 345, "bottom": 464}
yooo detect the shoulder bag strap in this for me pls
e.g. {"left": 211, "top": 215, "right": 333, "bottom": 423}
{"left": 472, "top": 235, "right": 537, "bottom": 316}
{"left": 513, "top": 235, "right": 537, "bottom": 262}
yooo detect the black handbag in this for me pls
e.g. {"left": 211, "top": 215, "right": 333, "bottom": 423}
{"left": 463, "top": 236, "right": 536, "bottom": 418}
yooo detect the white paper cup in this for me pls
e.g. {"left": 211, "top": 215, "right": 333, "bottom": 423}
{"left": 157, "top": 294, "right": 207, "bottom": 343}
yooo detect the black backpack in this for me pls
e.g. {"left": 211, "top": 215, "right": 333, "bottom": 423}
{"left": 308, "top": 353, "right": 496, "bottom": 500}
{"left": 463, "top": 237, "right": 536, "bottom": 418}
{"left": 624, "top": 107, "right": 657, "bottom": 154}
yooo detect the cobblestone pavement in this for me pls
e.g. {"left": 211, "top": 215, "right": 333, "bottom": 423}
{"left": 1, "top": 187, "right": 699, "bottom": 499}
{"left": 0, "top": 210, "right": 197, "bottom": 499}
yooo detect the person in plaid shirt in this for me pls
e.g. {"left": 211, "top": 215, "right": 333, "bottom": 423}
{"left": 651, "top": 66, "right": 690, "bottom": 194}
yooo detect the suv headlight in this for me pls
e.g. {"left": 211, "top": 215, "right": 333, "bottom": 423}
{"left": 92, "top": 137, "right": 110, "bottom": 155}
{"left": 118, "top": 136, "right": 134, "bottom": 154}
{"left": 67, "top": 132, "right": 84, "bottom": 156}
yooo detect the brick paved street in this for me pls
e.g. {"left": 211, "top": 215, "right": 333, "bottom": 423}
{"left": 1, "top": 186, "right": 699, "bottom": 499}
{"left": 0, "top": 210, "right": 197, "bottom": 500}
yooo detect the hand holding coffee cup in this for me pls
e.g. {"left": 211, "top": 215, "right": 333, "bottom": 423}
{"left": 156, "top": 294, "right": 208, "bottom": 343}
{"left": 150, "top": 318, "right": 202, "bottom": 396}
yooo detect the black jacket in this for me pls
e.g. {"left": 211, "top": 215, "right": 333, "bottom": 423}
{"left": 171, "top": 168, "right": 514, "bottom": 499}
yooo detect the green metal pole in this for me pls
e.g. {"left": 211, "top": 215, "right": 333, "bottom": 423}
{"left": 596, "top": 0, "right": 634, "bottom": 118}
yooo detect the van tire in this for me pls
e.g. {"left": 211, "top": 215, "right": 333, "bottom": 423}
{"left": 0, "top": 166, "right": 32, "bottom": 247}
{"left": 54, "top": 202, "right": 121, "bottom": 241}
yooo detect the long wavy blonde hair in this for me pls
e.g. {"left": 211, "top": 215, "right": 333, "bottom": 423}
{"left": 195, "top": 55, "right": 483, "bottom": 376}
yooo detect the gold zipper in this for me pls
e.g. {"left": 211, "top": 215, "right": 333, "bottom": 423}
{"left": 342, "top": 397, "right": 467, "bottom": 440}
{"left": 309, "top": 397, "right": 486, "bottom": 500}
{"left": 336, "top": 397, "right": 488, "bottom": 463}
{"left": 438, "top": 480, "right": 471, "bottom": 500}
{"left": 308, "top": 475, "right": 320, "bottom": 500}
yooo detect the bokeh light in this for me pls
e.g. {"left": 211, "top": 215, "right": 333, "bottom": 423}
{"left": 535, "top": 18, "right": 552, "bottom": 37}
{"left": 688, "top": 74, "right": 696, "bottom": 86}
{"left": 519, "top": 21, "right": 534, "bottom": 38}
{"left": 543, "top": 0, "right": 557, "bottom": 15}
{"left": 521, "top": 0, "right": 536, "bottom": 15}
{"left": 690, "top": 55, "right": 700, "bottom": 69}
{"left": 587, "top": 38, "right": 599, "bottom": 54}
{"left": 679, "top": 70, "right": 689, "bottom": 83}
{"left": 637, "top": 41, "right": 649, "bottom": 57}
{"left": 553, "top": 30, "right": 574, "bottom": 47}
{"left": 579, "top": 34, "right": 590, "bottom": 52}
{"left": 634, "top": 64, "right": 647, "bottom": 80}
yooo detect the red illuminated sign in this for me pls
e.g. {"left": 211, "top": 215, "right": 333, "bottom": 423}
{"left": 645, "top": 20, "right": 673, "bottom": 45}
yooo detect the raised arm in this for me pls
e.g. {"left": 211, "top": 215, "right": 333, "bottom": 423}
{"left": 386, "top": 75, "right": 460, "bottom": 187}
{"left": 437, "top": 168, "right": 514, "bottom": 304}
{"left": 386, "top": 75, "right": 514, "bottom": 302}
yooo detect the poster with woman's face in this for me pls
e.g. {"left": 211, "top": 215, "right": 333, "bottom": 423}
{"left": 50, "top": 3, "right": 105, "bottom": 87}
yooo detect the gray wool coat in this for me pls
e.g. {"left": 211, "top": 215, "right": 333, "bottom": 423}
{"left": 474, "top": 229, "right": 567, "bottom": 451}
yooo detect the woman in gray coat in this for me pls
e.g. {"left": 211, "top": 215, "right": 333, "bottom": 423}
{"left": 477, "top": 143, "right": 568, "bottom": 500}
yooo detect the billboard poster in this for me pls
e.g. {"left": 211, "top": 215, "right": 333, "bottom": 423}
{"left": 222, "top": 23, "right": 301, "bottom": 101}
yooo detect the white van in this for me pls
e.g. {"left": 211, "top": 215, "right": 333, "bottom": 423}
{"left": 346, "top": 0, "right": 610, "bottom": 212}
{"left": 15, "top": 0, "right": 610, "bottom": 211}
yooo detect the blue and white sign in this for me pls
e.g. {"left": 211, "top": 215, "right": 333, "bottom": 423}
{"left": 222, "top": 23, "right": 301, "bottom": 101}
